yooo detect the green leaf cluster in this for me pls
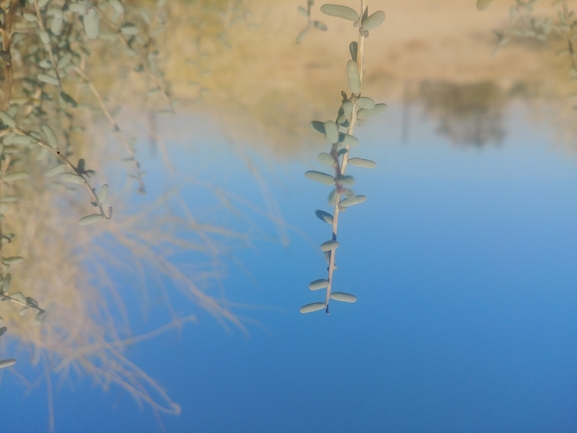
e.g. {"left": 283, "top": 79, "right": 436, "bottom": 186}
{"left": 300, "top": 2, "right": 385, "bottom": 315}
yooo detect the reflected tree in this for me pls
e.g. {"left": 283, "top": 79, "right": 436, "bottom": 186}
{"left": 418, "top": 81, "right": 506, "bottom": 147}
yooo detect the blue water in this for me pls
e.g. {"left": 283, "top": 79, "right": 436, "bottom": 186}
{"left": 1, "top": 105, "right": 576, "bottom": 432}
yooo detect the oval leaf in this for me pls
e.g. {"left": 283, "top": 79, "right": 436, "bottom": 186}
{"left": 317, "top": 153, "right": 335, "bottom": 167}
{"left": 338, "top": 133, "right": 359, "bottom": 147}
{"left": 37, "top": 74, "right": 59, "bottom": 86}
{"left": 84, "top": 8, "right": 99, "bottom": 39}
{"left": 357, "top": 97, "right": 375, "bottom": 110}
{"left": 361, "top": 10, "right": 386, "bottom": 30}
{"left": 309, "top": 279, "right": 330, "bottom": 291}
{"left": 4, "top": 257, "right": 24, "bottom": 265}
{"left": 305, "top": 170, "right": 335, "bottom": 185}
{"left": 323, "top": 121, "right": 338, "bottom": 143}
{"left": 0, "top": 358, "right": 16, "bottom": 369}
{"left": 46, "top": 164, "right": 67, "bottom": 177}
{"left": 349, "top": 41, "right": 358, "bottom": 61}
{"left": 310, "top": 120, "right": 325, "bottom": 134}
{"left": 476, "top": 0, "right": 494, "bottom": 11}
{"left": 61, "top": 173, "right": 86, "bottom": 184}
{"left": 300, "top": 302, "right": 326, "bottom": 314}
{"left": 357, "top": 103, "right": 388, "bottom": 119}
{"left": 42, "top": 124, "right": 58, "bottom": 148}
{"left": 346, "top": 60, "right": 361, "bottom": 94}
{"left": 348, "top": 157, "right": 376, "bottom": 168}
{"left": 328, "top": 189, "right": 338, "bottom": 206}
{"left": 315, "top": 209, "right": 333, "bottom": 224}
{"left": 313, "top": 21, "right": 327, "bottom": 31}
{"left": 79, "top": 214, "right": 103, "bottom": 226}
{"left": 121, "top": 23, "right": 139, "bottom": 35}
{"left": 98, "top": 184, "right": 109, "bottom": 204}
{"left": 339, "top": 195, "right": 366, "bottom": 207}
{"left": 320, "top": 240, "right": 339, "bottom": 251}
{"left": 110, "top": 0, "right": 124, "bottom": 14}
{"left": 341, "top": 101, "right": 353, "bottom": 117}
{"left": 331, "top": 292, "right": 357, "bottom": 303}
{"left": 3, "top": 172, "right": 29, "bottom": 182}
{"left": 296, "top": 29, "right": 308, "bottom": 44}
{"left": 0, "top": 112, "right": 16, "bottom": 128}
{"left": 10, "top": 292, "right": 27, "bottom": 303}
{"left": 35, "top": 310, "right": 47, "bottom": 325}
{"left": 320, "top": 4, "right": 359, "bottom": 21}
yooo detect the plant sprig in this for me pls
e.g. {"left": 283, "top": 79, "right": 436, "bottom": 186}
{"left": 296, "top": 0, "right": 328, "bottom": 44}
{"left": 300, "top": 1, "right": 387, "bottom": 315}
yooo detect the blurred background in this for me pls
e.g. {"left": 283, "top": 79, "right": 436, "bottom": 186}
{"left": 0, "top": 0, "right": 576, "bottom": 432}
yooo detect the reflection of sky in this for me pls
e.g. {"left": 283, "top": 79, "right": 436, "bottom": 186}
{"left": 2, "top": 104, "right": 577, "bottom": 432}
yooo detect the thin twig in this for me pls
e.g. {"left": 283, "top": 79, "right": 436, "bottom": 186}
{"left": 11, "top": 127, "right": 112, "bottom": 219}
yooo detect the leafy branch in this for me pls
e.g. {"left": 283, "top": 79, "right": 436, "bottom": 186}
{"left": 296, "top": 0, "right": 327, "bottom": 44}
{"left": 300, "top": 1, "right": 386, "bottom": 314}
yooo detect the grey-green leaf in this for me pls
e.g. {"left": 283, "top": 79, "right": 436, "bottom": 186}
{"left": 338, "top": 133, "right": 359, "bottom": 147}
{"left": 320, "top": 4, "right": 359, "bottom": 21}
{"left": 46, "top": 164, "right": 66, "bottom": 177}
{"left": 328, "top": 189, "right": 338, "bottom": 205}
{"left": 317, "top": 153, "right": 335, "bottom": 167}
{"left": 42, "top": 124, "right": 58, "bottom": 148}
{"left": 305, "top": 170, "right": 335, "bottom": 185}
{"left": 346, "top": 60, "right": 361, "bottom": 94}
{"left": 341, "top": 101, "right": 353, "bottom": 117}
{"left": 35, "top": 310, "right": 47, "bottom": 325}
{"left": 310, "top": 120, "right": 325, "bottom": 134}
{"left": 1, "top": 274, "right": 11, "bottom": 293}
{"left": 296, "top": 29, "right": 308, "bottom": 44}
{"left": 324, "top": 121, "right": 339, "bottom": 143}
{"left": 0, "top": 358, "right": 16, "bottom": 369}
{"left": 338, "top": 175, "right": 355, "bottom": 186}
{"left": 297, "top": 6, "right": 309, "bottom": 17}
{"left": 361, "top": 10, "right": 385, "bottom": 30}
{"left": 3, "top": 172, "right": 29, "bottom": 182}
{"left": 0, "top": 112, "right": 16, "bottom": 128}
{"left": 79, "top": 214, "right": 103, "bottom": 226}
{"left": 300, "top": 302, "right": 326, "bottom": 313}
{"left": 331, "top": 292, "right": 357, "bottom": 303}
{"left": 312, "top": 21, "right": 327, "bottom": 31}
{"left": 339, "top": 195, "right": 366, "bottom": 207}
{"left": 348, "top": 157, "right": 376, "bottom": 168}
{"left": 61, "top": 173, "right": 86, "bottom": 184}
{"left": 84, "top": 8, "right": 100, "bottom": 39}
{"left": 357, "top": 103, "right": 388, "bottom": 119}
{"left": 349, "top": 41, "right": 358, "bottom": 61}
{"left": 110, "top": 0, "right": 124, "bottom": 14}
{"left": 309, "top": 279, "right": 329, "bottom": 290}
{"left": 10, "top": 292, "right": 27, "bottom": 304}
{"left": 3, "top": 257, "right": 24, "bottom": 265}
{"left": 476, "top": 0, "right": 494, "bottom": 11}
{"left": 357, "top": 97, "right": 375, "bottom": 109}
{"left": 37, "top": 74, "right": 59, "bottom": 86}
{"left": 315, "top": 209, "right": 333, "bottom": 224}
{"left": 320, "top": 240, "right": 339, "bottom": 251}
{"left": 121, "top": 23, "right": 139, "bottom": 35}
{"left": 51, "top": 15, "right": 63, "bottom": 36}
{"left": 39, "top": 30, "right": 50, "bottom": 45}
{"left": 98, "top": 184, "right": 109, "bottom": 204}
{"left": 60, "top": 91, "right": 78, "bottom": 108}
